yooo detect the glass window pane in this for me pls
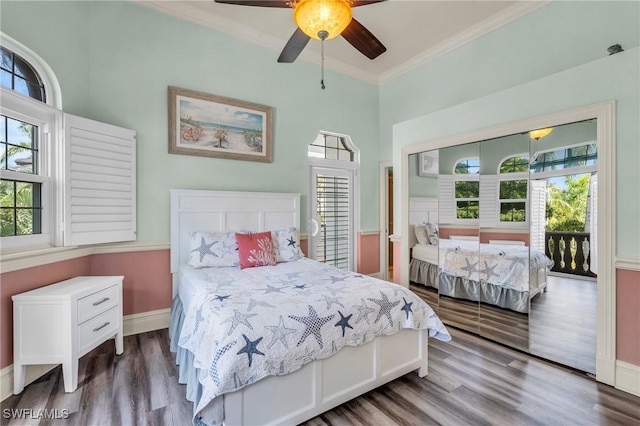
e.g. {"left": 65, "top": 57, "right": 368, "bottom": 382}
{"left": 7, "top": 146, "right": 34, "bottom": 173}
{"left": 0, "top": 180, "right": 15, "bottom": 207}
{"left": 455, "top": 181, "right": 479, "bottom": 198}
{"left": 13, "top": 76, "right": 30, "bottom": 97}
{"left": 6, "top": 117, "right": 34, "bottom": 148}
{"left": 13, "top": 55, "right": 38, "bottom": 81}
{"left": 500, "top": 180, "right": 528, "bottom": 199}
{"left": 308, "top": 144, "right": 324, "bottom": 158}
{"left": 24, "top": 80, "right": 44, "bottom": 102}
{"left": 0, "top": 208, "right": 16, "bottom": 236}
{"left": 456, "top": 200, "right": 479, "bottom": 219}
{"left": 16, "top": 208, "right": 33, "bottom": 235}
{"left": 500, "top": 202, "right": 526, "bottom": 222}
{"left": 338, "top": 149, "right": 351, "bottom": 162}
{"left": 0, "top": 47, "right": 12, "bottom": 71}
{"left": 1, "top": 69, "right": 12, "bottom": 89}
{"left": 16, "top": 181, "right": 34, "bottom": 207}
{"left": 325, "top": 135, "right": 338, "bottom": 149}
{"left": 326, "top": 147, "right": 338, "bottom": 160}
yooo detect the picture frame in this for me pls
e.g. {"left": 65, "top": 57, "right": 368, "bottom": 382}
{"left": 168, "top": 86, "right": 273, "bottom": 162}
{"left": 418, "top": 150, "right": 439, "bottom": 176}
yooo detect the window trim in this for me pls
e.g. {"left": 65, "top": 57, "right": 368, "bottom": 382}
{"left": 497, "top": 153, "right": 529, "bottom": 226}
{"left": 1, "top": 88, "right": 62, "bottom": 249}
{"left": 452, "top": 157, "right": 480, "bottom": 223}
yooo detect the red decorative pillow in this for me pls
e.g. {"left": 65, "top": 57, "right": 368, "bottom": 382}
{"left": 235, "top": 232, "right": 276, "bottom": 269}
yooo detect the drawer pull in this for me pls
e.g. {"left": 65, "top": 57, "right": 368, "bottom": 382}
{"left": 92, "top": 297, "right": 110, "bottom": 306}
{"left": 93, "top": 322, "right": 110, "bottom": 332}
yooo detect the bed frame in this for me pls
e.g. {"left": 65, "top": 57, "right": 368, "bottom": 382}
{"left": 169, "top": 189, "right": 428, "bottom": 425}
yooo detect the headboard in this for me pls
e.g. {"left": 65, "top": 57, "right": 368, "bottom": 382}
{"left": 170, "top": 189, "right": 301, "bottom": 288}
{"left": 409, "top": 197, "right": 438, "bottom": 225}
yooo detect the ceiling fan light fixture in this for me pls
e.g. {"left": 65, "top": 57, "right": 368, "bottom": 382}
{"left": 529, "top": 127, "right": 554, "bottom": 140}
{"left": 293, "top": 0, "right": 352, "bottom": 40}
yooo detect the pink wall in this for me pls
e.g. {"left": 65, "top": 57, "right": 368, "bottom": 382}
{"left": 478, "top": 232, "right": 530, "bottom": 246}
{"left": 439, "top": 227, "right": 479, "bottom": 240}
{"left": 357, "top": 233, "right": 380, "bottom": 275}
{"left": 1, "top": 257, "right": 92, "bottom": 369}
{"left": 616, "top": 269, "right": 640, "bottom": 366}
{"left": 1, "top": 250, "right": 172, "bottom": 369}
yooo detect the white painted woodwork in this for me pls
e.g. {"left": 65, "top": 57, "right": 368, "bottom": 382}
{"left": 409, "top": 197, "right": 438, "bottom": 225}
{"left": 64, "top": 114, "right": 136, "bottom": 246}
{"left": 12, "top": 276, "right": 124, "bottom": 394}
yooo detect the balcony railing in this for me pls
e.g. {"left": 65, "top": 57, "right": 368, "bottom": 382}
{"left": 545, "top": 231, "right": 597, "bottom": 278}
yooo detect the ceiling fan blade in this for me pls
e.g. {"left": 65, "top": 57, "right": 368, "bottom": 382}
{"left": 341, "top": 17, "right": 386, "bottom": 60}
{"left": 214, "top": 0, "right": 289, "bottom": 7}
{"left": 278, "top": 28, "right": 311, "bottom": 63}
{"left": 351, "top": 0, "right": 386, "bottom": 7}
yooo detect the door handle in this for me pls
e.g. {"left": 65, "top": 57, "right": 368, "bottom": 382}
{"left": 311, "top": 218, "right": 319, "bottom": 237}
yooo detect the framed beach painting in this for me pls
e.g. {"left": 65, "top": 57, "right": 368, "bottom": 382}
{"left": 168, "top": 86, "right": 273, "bottom": 162}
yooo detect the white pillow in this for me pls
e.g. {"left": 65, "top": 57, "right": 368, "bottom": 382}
{"left": 187, "top": 231, "right": 240, "bottom": 268}
{"left": 424, "top": 222, "right": 439, "bottom": 245}
{"left": 272, "top": 227, "right": 305, "bottom": 262}
{"left": 413, "top": 224, "right": 430, "bottom": 245}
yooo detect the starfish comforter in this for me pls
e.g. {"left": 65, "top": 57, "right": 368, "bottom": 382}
{"left": 174, "top": 258, "right": 450, "bottom": 424}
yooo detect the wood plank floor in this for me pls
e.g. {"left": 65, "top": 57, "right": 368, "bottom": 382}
{"left": 3, "top": 327, "right": 638, "bottom": 426}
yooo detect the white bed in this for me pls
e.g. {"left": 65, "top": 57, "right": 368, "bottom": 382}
{"left": 169, "top": 189, "right": 450, "bottom": 426}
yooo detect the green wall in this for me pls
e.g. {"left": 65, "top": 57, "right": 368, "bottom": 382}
{"left": 0, "top": 1, "right": 381, "bottom": 240}
{"left": 408, "top": 153, "right": 437, "bottom": 198}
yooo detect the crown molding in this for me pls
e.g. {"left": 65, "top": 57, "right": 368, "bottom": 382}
{"left": 135, "top": 1, "right": 548, "bottom": 86}
{"left": 378, "top": 1, "right": 550, "bottom": 84}
{"left": 135, "top": 1, "right": 380, "bottom": 84}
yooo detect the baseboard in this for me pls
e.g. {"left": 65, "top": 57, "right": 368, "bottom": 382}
{"left": 615, "top": 360, "right": 640, "bottom": 397}
{"left": 368, "top": 272, "right": 383, "bottom": 280}
{"left": 1, "top": 308, "right": 170, "bottom": 401}
{"left": 123, "top": 307, "right": 171, "bottom": 336}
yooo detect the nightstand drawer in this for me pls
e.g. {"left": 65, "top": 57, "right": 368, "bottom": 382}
{"left": 78, "top": 284, "right": 119, "bottom": 323}
{"left": 78, "top": 306, "right": 119, "bottom": 354}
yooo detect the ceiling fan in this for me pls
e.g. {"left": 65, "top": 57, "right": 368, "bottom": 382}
{"left": 213, "top": 0, "right": 387, "bottom": 63}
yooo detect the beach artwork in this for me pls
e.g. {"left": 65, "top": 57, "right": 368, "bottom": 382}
{"left": 168, "top": 86, "right": 272, "bottom": 162}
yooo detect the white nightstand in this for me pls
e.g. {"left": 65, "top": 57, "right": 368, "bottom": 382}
{"left": 12, "top": 276, "right": 124, "bottom": 394}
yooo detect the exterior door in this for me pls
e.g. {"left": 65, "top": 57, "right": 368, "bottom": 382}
{"left": 309, "top": 166, "right": 354, "bottom": 271}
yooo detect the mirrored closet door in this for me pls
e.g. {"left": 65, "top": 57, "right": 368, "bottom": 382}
{"left": 407, "top": 119, "right": 599, "bottom": 374}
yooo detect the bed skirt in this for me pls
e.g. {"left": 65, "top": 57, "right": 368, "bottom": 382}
{"left": 410, "top": 258, "right": 530, "bottom": 314}
{"left": 169, "top": 297, "right": 220, "bottom": 426}
{"left": 409, "top": 258, "right": 439, "bottom": 289}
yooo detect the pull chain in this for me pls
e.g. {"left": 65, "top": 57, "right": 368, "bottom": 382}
{"left": 318, "top": 30, "right": 328, "bottom": 90}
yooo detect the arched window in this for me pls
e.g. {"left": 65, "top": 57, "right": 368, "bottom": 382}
{"left": 453, "top": 157, "right": 479, "bottom": 219}
{"left": 530, "top": 143, "right": 597, "bottom": 173}
{"left": 498, "top": 154, "right": 529, "bottom": 223}
{"left": 1, "top": 46, "right": 46, "bottom": 102}
{"left": 307, "top": 132, "right": 359, "bottom": 271}
{"left": 0, "top": 45, "right": 52, "bottom": 243}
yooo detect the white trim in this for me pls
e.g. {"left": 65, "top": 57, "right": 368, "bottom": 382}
{"left": 0, "top": 32, "right": 62, "bottom": 109}
{"left": 0, "top": 241, "right": 170, "bottom": 273}
{"left": 379, "top": 161, "right": 393, "bottom": 282}
{"left": 615, "top": 257, "right": 640, "bottom": 272}
{"left": 389, "top": 234, "right": 401, "bottom": 244}
{"left": 359, "top": 229, "right": 380, "bottom": 236}
{"left": 615, "top": 361, "right": 640, "bottom": 397}
{"left": 1, "top": 308, "right": 170, "bottom": 401}
{"left": 137, "top": 2, "right": 547, "bottom": 86}
{"left": 123, "top": 308, "right": 171, "bottom": 337}
{"left": 399, "top": 100, "right": 616, "bottom": 386}
{"left": 378, "top": 2, "right": 550, "bottom": 84}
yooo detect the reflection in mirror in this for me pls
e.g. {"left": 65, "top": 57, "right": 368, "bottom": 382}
{"left": 478, "top": 133, "right": 531, "bottom": 352}
{"left": 408, "top": 150, "right": 439, "bottom": 314}
{"left": 529, "top": 119, "right": 598, "bottom": 374}
{"left": 437, "top": 143, "right": 480, "bottom": 333}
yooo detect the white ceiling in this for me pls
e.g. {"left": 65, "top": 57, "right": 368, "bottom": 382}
{"left": 139, "top": 0, "right": 548, "bottom": 84}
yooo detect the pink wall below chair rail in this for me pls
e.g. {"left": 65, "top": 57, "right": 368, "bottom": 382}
{"left": 0, "top": 250, "right": 171, "bottom": 370}
{"left": 357, "top": 233, "right": 380, "bottom": 276}
{"left": 616, "top": 269, "right": 640, "bottom": 366}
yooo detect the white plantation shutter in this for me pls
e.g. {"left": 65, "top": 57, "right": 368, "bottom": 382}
{"left": 438, "top": 175, "right": 455, "bottom": 224}
{"left": 64, "top": 114, "right": 136, "bottom": 246}
{"left": 530, "top": 179, "right": 547, "bottom": 253}
{"left": 479, "top": 174, "right": 498, "bottom": 228}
